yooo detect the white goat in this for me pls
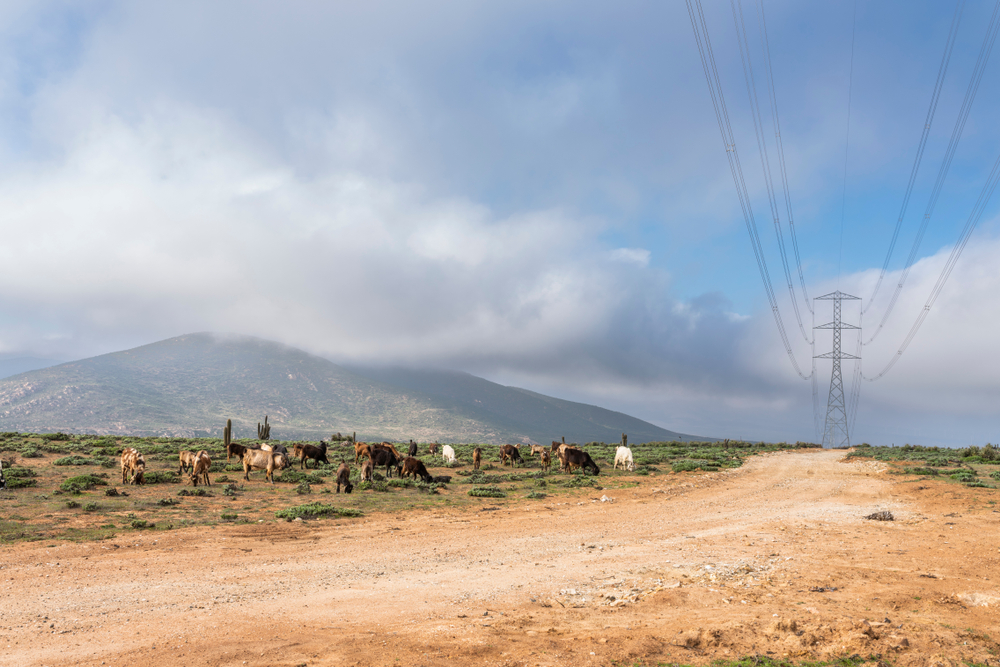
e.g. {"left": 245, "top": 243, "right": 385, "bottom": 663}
{"left": 442, "top": 445, "right": 456, "bottom": 464}
{"left": 614, "top": 446, "right": 634, "bottom": 471}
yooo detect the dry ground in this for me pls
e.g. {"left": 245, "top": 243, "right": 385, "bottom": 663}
{"left": 1, "top": 448, "right": 998, "bottom": 666}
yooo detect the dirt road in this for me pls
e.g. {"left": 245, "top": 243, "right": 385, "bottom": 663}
{"left": 2, "top": 449, "right": 998, "bottom": 666}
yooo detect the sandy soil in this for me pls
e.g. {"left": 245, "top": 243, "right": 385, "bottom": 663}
{"left": 1, "top": 448, "right": 998, "bottom": 666}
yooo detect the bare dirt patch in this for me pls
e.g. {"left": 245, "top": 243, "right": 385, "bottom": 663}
{"left": 2, "top": 448, "right": 998, "bottom": 666}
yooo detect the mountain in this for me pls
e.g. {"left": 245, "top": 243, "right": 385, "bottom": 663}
{"left": 0, "top": 333, "right": 709, "bottom": 443}
{"left": 0, "top": 357, "right": 62, "bottom": 380}
{"left": 355, "top": 366, "right": 702, "bottom": 444}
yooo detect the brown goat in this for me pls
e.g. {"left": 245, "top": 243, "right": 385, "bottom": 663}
{"left": 242, "top": 449, "right": 288, "bottom": 484}
{"left": 190, "top": 451, "right": 212, "bottom": 486}
{"left": 336, "top": 462, "right": 353, "bottom": 493}
{"left": 401, "top": 456, "right": 432, "bottom": 483}
{"left": 121, "top": 447, "right": 146, "bottom": 485}
{"left": 354, "top": 442, "right": 372, "bottom": 464}
{"left": 178, "top": 450, "right": 198, "bottom": 475}
{"left": 360, "top": 459, "right": 374, "bottom": 483}
{"left": 472, "top": 447, "right": 482, "bottom": 470}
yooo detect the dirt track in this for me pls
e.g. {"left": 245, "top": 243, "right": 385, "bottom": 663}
{"left": 2, "top": 449, "right": 999, "bottom": 666}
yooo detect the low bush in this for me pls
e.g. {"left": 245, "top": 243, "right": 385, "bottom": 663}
{"left": 156, "top": 498, "right": 179, "bottom": 506}
{"left": 525, "top": 491, "right": 547, "bottom": 499}
{"left": 61, "top": 474, "right": 107, "bottom": 494}
{"left": 279, "top": 470, "right": 326, "bottom": 485}
{"left": 5, "top": 467, "right": 37, "bottom": 489}
{"left": 223, "top": 483, "right": 242, "bottom": 497}
{"left": 53, "top": 456, "right": 96, "bottom": 466}
{"left": 177, "top": 488, "right": 212, "bottom": 497}
{"left": 130, "top": 519, "right": 152, "bottom": 529}
{"left": 143, "top": 471, "right": 180, "bottom": 484}
{"left": 902, "top": 467, "right": 939, "bottom": 476}
{"left": 65, "top": 500, "right": 80, "bottom": 509}
{"left": 104, "top": 488, "right": 126, "bottom": 497}
{"left": 991, "top": 471, "right": 1000, "bottom": 481}
{"left": 220, "top": 511, "right": 238, "bottom": 521}
{"left": 18, "top": 446, "right": 42, "bottom": 458}
{"left": 672, "top": 460, "right": 700, "bottom": 473}
{"left": 275, "top": 503, "right": 364, "bottom": 520}
{"left": 469, "top": 486, "right": 506, "bottom": 498}
{"left": 83, "top": 502, "right": 99, "bottom": 512}
{"left": 295, "top": 481, "right": 312, "bottom": 495}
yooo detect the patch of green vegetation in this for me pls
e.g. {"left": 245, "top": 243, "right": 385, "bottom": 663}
{"left": 295, "top": 481, "right": 311, "bottom": 495}
{"left": 525, "top": 491, "right": 547, "bottom": 499}
{"left": 900, "top": 466, "right": 940, "bottom": 476}
{"left": 156, "top": 498, "right": 180, "bottom": 506}
{"left": 278, "top": 470, "right": 326, "bottom": 484}
{"left": 469, "top": 486, "right": 506, "bottom": 498}
{"left": 220, "top": 511, "right": 238, "bottom": 521}
{"left": 356, "top": 480, "right": 389, "bottom": 492}
{"left": 275, "top": 503, "right": 364, "bottom": 520}
{"left": 65, "top": 500, "right": 80, "bottom": 509}
{"left": 177, "top": 488, "right": 212, "bottom": 497}
{"left": 5, "top": 467, "right": 38, "bottom": 489}
{"left": 143, "top": 471, "right": 180, "bottom": 484}
{"left": 52, "top": 455, "right": 97, "bottom": 466}
{"left": 60, "top": 475, "right": 107, "bottom": 495}
{"left": 83, "top": 502, "right": 99, "bottom": 512}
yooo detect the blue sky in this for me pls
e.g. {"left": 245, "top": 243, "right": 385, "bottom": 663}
{"left": 0, "top": 0, "right": 998, "bottom": 446}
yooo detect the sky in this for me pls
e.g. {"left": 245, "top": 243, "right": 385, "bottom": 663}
{"left": 0, "top": 0, "right": 999, "bottom": 446}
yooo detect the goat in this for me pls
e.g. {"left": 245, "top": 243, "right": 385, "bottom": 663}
{"left": 441, "top": 445, "right": 456, "bottom": 464}
{"left": 472, "top": 447, "right": 482, "bottom": 470}
{"left": 178, "top": 450, "right": 198, "bottom": 475}
{"left": 428, "top": 443, "right": 440, "bottom": 456}
{"left": 371, "top": 447, "right": 401, "bottom": 478}
{"left": 120, "top": 447, "right": 146, "bottom": 485}
{"left": 242, "top": 449, "right": 288, "bottom": 484}
{"left": 261, "top": 443, "right": 288, "bottom": 455}
{"left": 293, "top": 443, "right": 330, "bottom": 469}
{"left": 190, "top": 451, "right": 212, "bottom": 486}
{"left": 614, "top": 446, "right": 634, "bottom": 472}
{"left": 360, "top": 459, "right": 374, "bottom": 483}
{"left": 499, "top": 444, "right": 522, "bottom": 468}
{"left": 530, "top": 444, "right": 547, "bottom": 458}
{"left": 354, "top": 442, "right": 372, "bottom": 464}
{"left": 401, "top": 456, "right": 432, "bottom": 483}
{"left": 407, "top": 440, "right": 418, "bottom": 457}
{"left": 540, "top": 450, "right": 551, "bottom": 473}
{"left": 558, "top": 447, "right": 600, "bottom": 476}
{"left": 336, "top": 462, "right": 353, "bottom": 494}
{"left": 227, "top": 442, "right": 259, "bottom": 462}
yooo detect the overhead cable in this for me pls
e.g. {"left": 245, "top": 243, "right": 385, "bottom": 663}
{"left": 730, "top": 0, "right": 813, "bottom": 344}
{"left": 685, "top": 0, "right": 811, "bottom": 379}
{"left": 863, "top": 0, "right": 965, "bottom": 314}
{"left": 866, "top": 149, "right": 1000, "bottom": 380}
{"left": 755, "top": 0, "right": 813, "bottom": 318}
{"left": 866, "top": 0, "right": 1000, "bottom": 345}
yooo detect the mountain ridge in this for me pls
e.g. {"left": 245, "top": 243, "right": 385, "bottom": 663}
{"left": 0, "top": 333, "right": 710, "bottom": 443}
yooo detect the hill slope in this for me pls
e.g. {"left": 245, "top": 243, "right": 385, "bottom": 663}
{"left": 0, "top": 333, "right": 706, "bottom": 443}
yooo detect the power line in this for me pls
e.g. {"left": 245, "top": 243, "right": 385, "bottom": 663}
{"left": 866, "top": 0, "right": 1000, "bottom": 345}
{"left": 685, "top": 0, "right": 811, "bottom": 380}
{"left": 863, "top": 0, "right": 965, "bottom": 314}
{"left": 838, "top": 0, "right": 858, "bottom": 285}
{"left": 865, "top": 148, "right": 1000, "bottom": 381}
{"left": 755, "top": 0, "right": 813, "bottom": 317}
{"left": 730, "top": 0, "right": 813, "bottom": 344}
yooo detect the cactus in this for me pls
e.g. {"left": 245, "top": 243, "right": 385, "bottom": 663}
{"left": 257, "top": 415, "right": 271, "bottom": 441}
{"left": 223, "top": 419, "right": 232, "bottom": 448}
{"left": 621, "top": 433, "right": 627, "bottom": 448}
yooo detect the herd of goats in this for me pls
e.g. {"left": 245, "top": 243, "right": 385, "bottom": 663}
{"left": 117, "top": 438, "right": 638, "bottom": 494}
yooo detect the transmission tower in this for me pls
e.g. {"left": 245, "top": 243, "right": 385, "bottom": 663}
{"left": 814, "top": 291, "right": 860, "bottom": 448}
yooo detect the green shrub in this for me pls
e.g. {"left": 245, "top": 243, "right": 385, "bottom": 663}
{"left": 18, "top": 446, "right": 42, "bottom": 458}
{"left": 65, "top": 500, "right": 80, "bottom": 509}
{"left": 83, "top": 502, "right": 99, "bottom": 512}
{"left": 991, "top": 471, "right": 1000, "bottom": 481}
{"left": 525, "top": 491, "right": 547, "bottom": 499}
{"left": 950, "top": 471, "right": 976, "bottom": 482}
{"left": 902, "top": 467, "right": 939, "bottom": 476}
{"left": 223, "top": 483, "right": 242, "bottom": 497}
{"left": 130, "top": 519, "right": 152, "bottom": 529}
{"left": 156, "top": 498, "right": 179, "bottom": 506}
{"left": 220, "top": 511, "right": 238, "bottom": 521}
{"left": 279, "top": 470, "right": 325, "bottom": 485}
{"left": 216, "top": 475, "right": 230, "bottom": 483}
{"left": 143, "top": 471, "right": 180, "bottom": 484}
{"left": 53, "top": 456, "right": 96, "bottom": 466}
{"left": 356, "top": 480, "right": 388, "bottom": 492}
{"left": 177, "top": 488, "right": 213, "bottom": 497}
{"left": 672, "top": 460, "right": 700, "bottom": 473}
{"left": 275, "top": 503, "right": 364, "bottom": 520}
{"left": 4, "top": 467, "right": 37, "bottom": 489}
{"left": 104, "top": 487, "right": 125, "bottom": 497}
{"left": 469, "top": 486, "right": 506, "bottom": 498}
{"left": 60, "top": 474, "right": 107, "bottom": 495}
{"left": 295, "top": 481, "right": 312, "bottom": 495}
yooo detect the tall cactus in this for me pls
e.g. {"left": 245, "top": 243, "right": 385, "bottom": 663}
{"left": 257, "top": 415, "right": 271, "bottom": 441}
{"left": 621, "top": 433, "right": 627, "bottom": 448}
{"left": 223, "top": 418, "right": 232, "bottom": 448}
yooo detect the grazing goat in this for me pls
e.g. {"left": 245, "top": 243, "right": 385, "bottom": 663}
{"left": 293, "top": 443, "right": 330, "bottom": 469}
{"left": 559, "top": 447, "right": 600, "bottom": 476}
{"left": 227, "top": 442, "right": 259, "bottom": 462}
{"left": 441, "top": 445, "right": 456, "bottom": 464}
{"left": 121, "top": 447, "right": 146, "bottom": 485}
{"left": 472, "top": 447, "right": 482, "bottom": 470}
{"left": 190, "top": 451, "right": 212, "bottom": 486}
{"left": 401, "top": 456, "right": 432, "bottom": 483}
{"left": 540, "top": 450, "right": 551, "bottom": 473}
{"left": 261, "top": 443, "right": 288, "bottom": 455}
{"left": 407, "top": 440, "right": 418, "bottom": 457}
{"left": 242, "top": 449, "right": 288, "bottom": 484}
{"left": 530, "top": 444, "right": 547, "bottom": 458}
{"left": 499, "top": 444, "right": 522, "bottom": 468}
{"left": 360, "top": 459, "right": 374, "bottom": 483}
{"left": 178, "top": 450, "right": 198, "bottom": 475}
{"left": 354, "top": 442, "right": 372, "bottom": 464}
{"left": 372, "top": 448, "right": 401, "bottom": 478}
{"left": 336, "top": 462, "right": 353, "bottom": 494}
{"left": 614, "top": 446, "right": 634, "bottom": 472}
{"left": 375, "top": 442, "right": 403, "bottom": 459}
{"left": 428, "top": 443, "right": 440, "bottom": 456}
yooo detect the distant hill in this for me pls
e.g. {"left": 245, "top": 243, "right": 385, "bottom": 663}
{"left": 0, "top": 357, "right": 62, "bottom": 380}
{"left": 0, "top": 333, "right": 709, "bottom": 443}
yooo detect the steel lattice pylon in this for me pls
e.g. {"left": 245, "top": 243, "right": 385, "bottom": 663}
{"left": 814, "top": 291, "right": 860, "bottom": 448}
